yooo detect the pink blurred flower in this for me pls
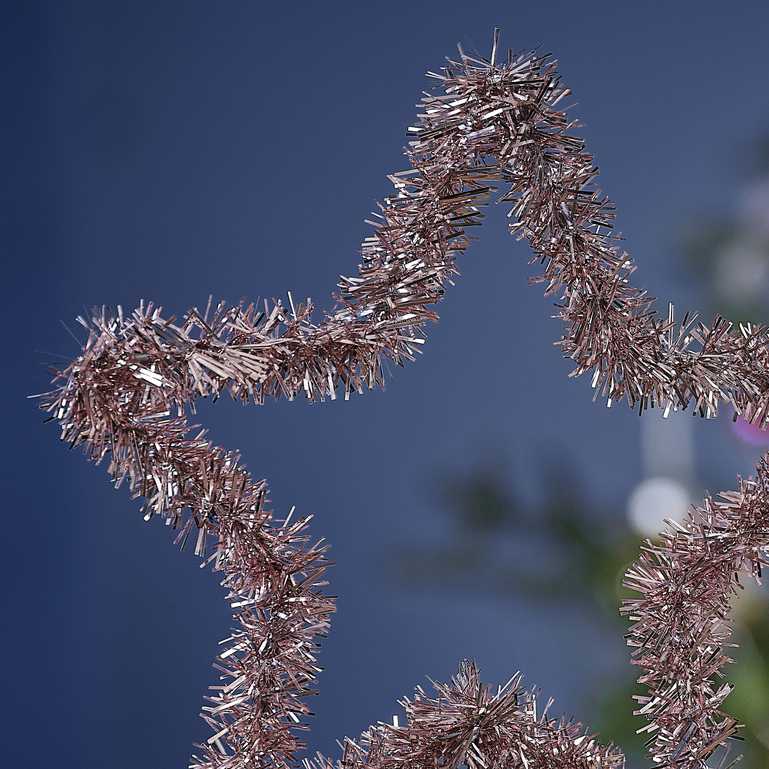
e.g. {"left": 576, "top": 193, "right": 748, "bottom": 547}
{"left": 732, "top": 416, "right": 769, "bottom": 446}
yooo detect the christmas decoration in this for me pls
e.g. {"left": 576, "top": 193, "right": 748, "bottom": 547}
{"left": 40, "top": 30, "right": 769, "bottom": 769}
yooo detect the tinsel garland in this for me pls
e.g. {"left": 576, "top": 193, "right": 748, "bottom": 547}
{"left": 41, "top": 30, "right": 769, "bottom": 769}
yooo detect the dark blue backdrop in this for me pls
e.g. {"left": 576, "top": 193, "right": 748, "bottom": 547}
{"left": 4, "top": 2, "right": 769, "bottom": 766}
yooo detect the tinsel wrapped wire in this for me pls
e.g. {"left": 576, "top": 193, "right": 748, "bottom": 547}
{"left": 307, "top": 660, "right": 621, "bottom": 769}
{"left": 39, "top": 28, "right": 769, "bottom": 769}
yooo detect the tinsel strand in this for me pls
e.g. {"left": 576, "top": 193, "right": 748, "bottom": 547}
{"left": 41, "top": 30, "right": 769, "bottom": 769}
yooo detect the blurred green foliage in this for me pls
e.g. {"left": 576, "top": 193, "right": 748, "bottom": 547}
{"left": 399, "top": 457, "right": 769, "bottom": 766}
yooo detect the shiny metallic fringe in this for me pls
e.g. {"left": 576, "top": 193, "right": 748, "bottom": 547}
{"left": 41, "top": 29, "right": 769, "bottom": 769}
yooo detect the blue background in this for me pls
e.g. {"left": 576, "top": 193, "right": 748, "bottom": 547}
{"left": 4, "top": 1, "right": 769, "bottom": 766}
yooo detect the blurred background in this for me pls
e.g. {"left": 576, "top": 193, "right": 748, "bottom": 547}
{"left": 4, "top": 2, "right": 769, "bottom": 767}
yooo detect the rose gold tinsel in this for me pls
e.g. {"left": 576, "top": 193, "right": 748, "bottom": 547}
{"left": 41, "top": 29, "right": 769, "bottom": 769}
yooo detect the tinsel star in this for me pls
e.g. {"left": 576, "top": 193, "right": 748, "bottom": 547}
{"left": 40, "top": 28, "right": 769, "bottom": 769}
